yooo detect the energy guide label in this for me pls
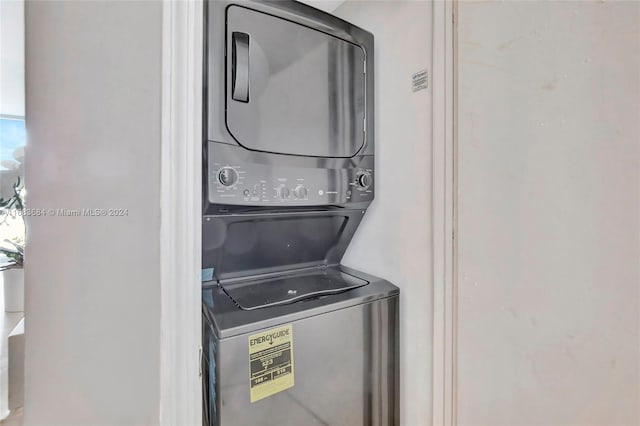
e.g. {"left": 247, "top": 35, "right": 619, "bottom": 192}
{"left": 248, "top": 324, "right": 294, "bottom": 403}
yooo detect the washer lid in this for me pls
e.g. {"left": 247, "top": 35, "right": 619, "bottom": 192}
{"left": 220, "top": 268, "right": 368, "bottom": 311}
{"left": 225, "top": 5, "right": 366, "bottom": 158}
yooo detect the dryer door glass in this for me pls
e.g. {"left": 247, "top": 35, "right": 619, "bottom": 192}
{"left": 226, "top": 5, "right": 366, "bottom": 158}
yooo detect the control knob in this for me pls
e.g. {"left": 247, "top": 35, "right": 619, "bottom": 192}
{"left": 217, "top": 167, "right": 239, "bottom": 187}
{"left": 278, "top": 186, "right": 290, "bottom": 200}
{"left": 294, "top": 185, "right": 308, "bottom": 200}
{"left": 356, "top": 172, "right": 372, "bottom": 190}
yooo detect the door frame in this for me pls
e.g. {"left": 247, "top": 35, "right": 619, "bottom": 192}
{"left": 431, "top": 0, "right": 457, "bottom": 425}
{"left": 159, "top": 0, "right": 456, "bottom": 424}
{"left": 159, "top": 0, "right": 203, "bottom": 424}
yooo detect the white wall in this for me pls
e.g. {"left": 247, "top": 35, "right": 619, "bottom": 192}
{"left": 299, "top": 0, "right": 345, "bottom": 14}
{"left": 24, "top": 1, "right": 162, "bottom": 424}
{"left": 457, "top": 2, "right": 640, "bottom": 425}
{"left": 336, "top": 2, "right": 433, "bottom": 425}
{"left": 0, "top": 0, "right": 24, "bottom": 117}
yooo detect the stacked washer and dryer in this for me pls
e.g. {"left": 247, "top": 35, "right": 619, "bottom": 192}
{"left": 201, "top": 1, "right": 399, "bottom": 424}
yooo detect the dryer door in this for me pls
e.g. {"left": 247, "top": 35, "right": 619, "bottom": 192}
{"left": 226, "top": 5, "right": 366, "bottom": 158}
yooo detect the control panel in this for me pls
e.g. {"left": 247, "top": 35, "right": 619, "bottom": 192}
{"left": 207, "top": 143, "right": 374, "bottom": 207}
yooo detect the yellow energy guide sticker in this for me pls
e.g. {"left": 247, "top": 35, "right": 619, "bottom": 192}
{"left": 248, "top": 324, "right": 294, "bottom": 403}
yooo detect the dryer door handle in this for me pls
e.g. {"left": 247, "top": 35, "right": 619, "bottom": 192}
{"left": 231, "top": 32, "right": 249, "bottom": 103}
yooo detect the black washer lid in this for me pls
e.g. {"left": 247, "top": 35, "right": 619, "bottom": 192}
{"left": 220, "top": 268, "right": 368, "bottom": 311}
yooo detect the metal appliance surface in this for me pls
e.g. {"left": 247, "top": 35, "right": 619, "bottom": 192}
{"left": 204, "top": 0, "right": 374, "bottom": 213}
{"left": 203, "top": 266, "right": 399, "bottom": 426}
{"left": 202, "top": 1, "right": 399, "bottom": 425}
